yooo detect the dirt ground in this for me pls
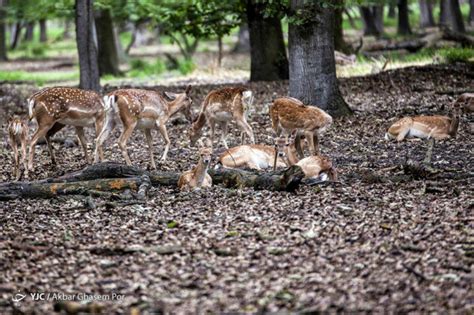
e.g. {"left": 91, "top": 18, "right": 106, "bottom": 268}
{"left": 0, "top": 64, "right": 473, "bottom": 314}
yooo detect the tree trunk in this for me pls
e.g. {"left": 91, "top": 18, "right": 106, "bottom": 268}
{"left": 440, "top": 0, "right": 448, "bottom": 25}
{"left": 374, "top": 5, "right": 385, "bottom": 35}
{"left": 39, "top": 19, "right": 47, "bottom": 42}
{"left": 217, "top": 35, "right": 223, "bottom": 67}
{"left": 398, "top": 0, "right": 412, "bottom": 35}
{"left": 95, "top": 9, "right": 121, "bottom": 76}
{"left": 335, "top": 2, "right": 352, "bottom": 54}
{"left": 0, "top": 0, "right": 7, "bottom": 61}
{"left": 247, "top": 0, "right": 289, "bottom": 81}
{"left": 10, "top": 22, "right": 22, "bottom": 49}
{"left": 289, "top": 1, "right": 352, "bottom": 118}
{"left": 470, "top": 0, "right": 474, "bottom": 25}
{"left": 443, "top": 0, "right": 465, "bottom": 32}
{"left": 63, "top": 19, "right": 72, "bottom": 39}
{"left": 388, "top": 0, "right": 397, "bottom": 18}
{"left": 23, "top": 21, "right": 34, "bottom": 41}
{"left": 75, "top": 0, "right": 100, "bottom": 91}
{"left": 419, "top": 0, "right": 435, "bottom": 28}
{"left": 232, "top": 23, "right": 250, "bottom": 53}
{"left": 359, "top": 6, "right": 380, "bottom": 36}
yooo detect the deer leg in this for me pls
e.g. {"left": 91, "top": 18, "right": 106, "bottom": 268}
{"left": 144, "top": 129, "right": 156, "bottom": 169}
{"left": 294, "top": 132, "right": 305, "bottom": 159}
{"left": 75, "top": 127, "right": 90, "bottom": 163}
{"left": 220, "top": 122, "right": 228, "bottom": 149}
{"left": 304, "top": 131, "right": 316, "bottom": 156}
{"left": 209, "top": 119, "right": 216, "bottom": 145}
{"left": 28, "top": 123, "right": 54, "bottom": 170}
{"left": 21, "top": 138, "right": 28, "bottom": 179}
{"left": 157, "top": 123, "right": 171, "bottom": 161}
{"left": 312, "top": 132, "right": 320, "bottom": 155}
{"left": 45, "top": 122, "right": 65, "bottom": 165}
{"left": 118, "top": 121, "right": 137, "bottom": 166}
{"left": 10, "top": 137, "right": 19, "bottom": 180}
{"left": 396, "top": 127, "right": 410, "bottom": 142}
{"left": 236, "top": 118, "right": 255, "bottom": 144}
{"left": 94, "top": 118, "right": 106, "bottom": 162}
{"left": 94, "top": 117, "right": 116, "bottom": 163}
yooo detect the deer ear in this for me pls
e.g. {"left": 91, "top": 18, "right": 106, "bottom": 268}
{"left": 164, "top": 92, "right": 177, "bottom": 100}
{"left": 185, "top": 85, "right": 192, "bottom": 95}
{"left": 196, "top": 138, "right": 204, "bottom": 148}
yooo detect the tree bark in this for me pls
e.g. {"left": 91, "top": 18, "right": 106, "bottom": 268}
{"left": 335, "top": 1, "right": 352, "bottom": 54}
{"left": 217, "top": 35, "right": 223, "bottom": 67}
{"left": 374, "top": 5, "right": 385, "bottom": 35}
{"left": 388, "top": 0, "right": 397, "bottom": 18}
{"left": 39, "top": 19, "right": 47, "bottom": 42}
{"left": 440, "top": 0, "right": 465, "bottom": 32}
{"left": 470, "top": 0, "right": 474, "bottom": 25}
{"left": 247, "top": 0, "right": 289, "bottom": 81}
{"left": 63, "top": 19, "right": 72, "bottom": 39}
{"left": 289, "top": 1, "right": 352, "bottom": 118}
{"left": 95, "top": 9, "right": 121, "bottom": 76}
{"left": 232, "top": 23, "right": 250, "bottom": 53}
{"left": 398, "top": 0, "right": 412, "bottom": 35}
{"left": 419, "top": 0, "right": 435, "bottom": 28}
{"left": 75, "top": 0, "right": 100, "bottom": 91}
{"left": 359, "top": 6, "right": 381, "bottom": 36}
{"left": 0, "top": 0, "right": 7, "bottom": 61}
{"left": 10, "top": 22, "right": 22, "bottom": 49}
{"left": 23, "top": 21, "right": 34, "bottom": 41}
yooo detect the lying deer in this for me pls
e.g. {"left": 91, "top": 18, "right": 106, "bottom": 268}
{"left": 385, "top": 102, "right": 462, "bottom": 141}
{"left": 178, "top": 138, "right": 213, "bottom": 191}
{"left": 27, "top": 87, "right": 106, "bottom": 170}
{"left": 454, "top": 93, "right": 474, "bottom": 113}
{"left": 189, "top": 87, "right": 255, "bottom": 148}
{"left": 217, "top": 138, "right": 292, "bottom": 170}
{"left": 269, "top": 97, "right": 333, "bottom": 156}
{"left": 7, "top": 116, "right": 29, "bottom": 180}
{"left": 94, "top": 86, "right": 193, "bottom": 169}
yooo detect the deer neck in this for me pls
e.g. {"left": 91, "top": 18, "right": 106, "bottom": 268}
{"left": 193, "top": 159, "right": 209, "bottom": 185}
{"left": 284, "top": 144, "right": 300, "bottom": 166}
{"left": 448, "top": 113, "right": 460, "bottom": 137}
{"left": 167, "top": 97, "right": 185, "bottom": 118}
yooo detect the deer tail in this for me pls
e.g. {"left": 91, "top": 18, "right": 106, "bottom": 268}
{"left": 103, "top": 94, "right": 118, "bottom": 112}
{"left": 27, "top": 98, "right": 36, "bottom": 120}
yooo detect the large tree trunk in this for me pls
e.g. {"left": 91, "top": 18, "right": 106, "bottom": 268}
{"left": 398, "top": 0, "right": 412, "bottom": 35}
{"left": 39, "top": 19, "right": 47, "bottom": 42}
{"left": 23, "top": 21, "right": 34, "bottom": 41}
{"left": 95, "top": 9, "right": 121, "bottom": 76}
{"left": 247, "top": 0, "right": 289, "bottom": 81}
{"left": 359, "top": 6, "right": 381, "bottom": 36}
{"left": 335, "top": 1, "right": 352, "bottom": 54}
{"left": 388, "top": 0, "right": 397, "bottom": 18}
{"left": 10, "top": 22, "right": 22, "bottom": 49}
{"left": 0, "top": 0, "right": 7, "bottom": 61}
{"left": 289, "top": 0, "right": 352, "bottom": 118}
{"left": 419, "top": 0, "right": 435, "bottom": 28}
{"left": 232, "top": 23, "right": 250, "bottom": 53}
{"left": 440, "top": 0, "right": 465, "bottom": 32}
{"left": 75, "top": 0, "right": 100, "bottom": 91}
{"left": 470, "top": 0, "right": 474, "bottom": 25}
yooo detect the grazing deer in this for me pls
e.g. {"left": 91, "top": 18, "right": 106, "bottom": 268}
{"left": 189, "top": 87, "right": 255, "bottom": 149}
{"left": 385, "top": 102, "right": 463, "bottom": 141}
{"left": 178, "top": 138, "right": 213, "bottom": 191}
{"left": 454, "top": 93, "right": 474, "bottom": 113}
{"left": 27, "top": 87, "right": 106, "bottom": 170}
{"left": 217, "top": 138, "right": 290, "bottom": 170}
{"left": 275, "top": 133, "right": 338, "bottom": 181}
{"left": 94, "top": 86, "right": 193, "bottom": 169}
{"left": 7, "top": 116, "right": 29, "bottom": 180}
{"left": 269, "top": 97, "right": 333, "bottom": 157}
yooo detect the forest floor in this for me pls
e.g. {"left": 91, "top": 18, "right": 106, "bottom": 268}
{"left": 0, "top": 63, "right": 473, "bottom": 314}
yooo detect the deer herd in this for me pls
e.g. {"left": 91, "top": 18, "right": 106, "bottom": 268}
{"left": 6, "top": 86, "right": 472, "bottom": 190}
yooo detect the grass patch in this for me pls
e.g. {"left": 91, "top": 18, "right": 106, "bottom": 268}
{"left": 438, "top": 47, "right": 474, "bottom": 64}
{"left": 0, "top": 70, "right": 79, "bottom": 86}
{"left": 128, "top": 58, "right": 166, "bottom": 77}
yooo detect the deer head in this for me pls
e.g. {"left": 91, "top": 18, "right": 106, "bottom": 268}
{"left": 164, "top": 85, "right": 193, "bottom": 121}
{"left": 197, "top": 138, "right": 213, "bottom": 166}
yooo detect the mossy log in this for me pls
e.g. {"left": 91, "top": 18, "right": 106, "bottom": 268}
{"left": 0, "top": 163, "right": 305, "bottom": 200}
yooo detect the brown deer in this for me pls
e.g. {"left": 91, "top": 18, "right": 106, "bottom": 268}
{"left": 269, "top": 97, "right": 333, "bottom": 157}
{"left": 385, "top": 102, "right": 462, "bottom": 141}
{"left": 94, "top": 86, "right": 193, "bottom": 169}
{"left": 189, "top": 87, "right": 255, "bottom": 148}
{"left": 178, "top": 138, "right": 213, "bottom": 191}
{"left": 454, "top": 93, "right": 474, "bottom": 113}
{"left": 7, "top": 116, "right": 29, "bottom": 180}
{"left": 27, "top": 87, "right": 106, "bottom": 171}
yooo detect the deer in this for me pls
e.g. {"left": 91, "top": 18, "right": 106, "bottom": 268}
{"left": 275, "top": 132, "right": 338, "bottom": 182}
{"left": 27, "top": 87, "right": 107, "bottom": 171}
{"left": 216, "top": 138, "right": 291, "bottom": 170}
{"left": 385, "top": 102, "right": 463, "bottom": 164}
{"left": 7, "top": 116, "right": 29, "bottom": 180}
{"left": 188, "top": 87, "right": 255, "bottom": 149}
{"left": 94, "top": 86, "right": 193, "bottom": 169}
{"left": 269, "top": 97, "right": 333, "bottom": 158}
{"left": 178, "top": 138, "right": 213, "bottom": 191}
{"left": 454, "top": 93, "right": 474, "bottom": 113}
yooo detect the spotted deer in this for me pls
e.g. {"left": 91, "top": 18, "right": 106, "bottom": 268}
{"left": 7, "top": 116, "right": 29, "bottom": 180}
{"left": 178, "top": 138, "right": 213, "bottom": 191}
{"left": 454, "top": 93, "right": 474, "bottom": 113}
{"left": 385, "top": 102, "right": 462, "bottom": 141}
{"left": 27, "top": 87, "right": 106, "bottom": 171}
{"left": 189, "top": 87, "right": 255, "bottom": 148}
{"left": 94, "top": 86, "right": 193, "bottom": 169}
{"left": 269, "top": 97, "right": 333, "bottom": 156}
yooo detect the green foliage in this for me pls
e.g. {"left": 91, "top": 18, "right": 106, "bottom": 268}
{"left": 129, "top": 58, "right": 166, "bottom": 77}
{"left": 439, "top": 48, "right": 474, "bottom": 64}
{"left": 178, "top": 58, "right": 196, "bottom": 75}
{"left": 15, "top": 42, "right": 48, "bottom": 58}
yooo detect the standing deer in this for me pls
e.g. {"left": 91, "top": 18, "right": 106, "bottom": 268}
{"left": 27, "top": 87, "right": 106, "bottom": 171}
{"left": 7, "top": 116, "right": 29, "bottom": 180}
{"left": 94, "top": 86, "right": 193, "bottom": 169}
{"left": 269, "top": 97, "right": 333, "bottom": 157}
{"left": 189, "top": 87, "right": 255, "bottom": 148}
{"left": 178, "top": 138, "right": 213, "bottom": 191}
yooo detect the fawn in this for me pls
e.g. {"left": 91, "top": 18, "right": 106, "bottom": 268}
{"left": 178, "top": 138, "right": 213, "bottom": 191}
{"left": 94, "top": 86, "right": 193, "bottom": 169}
{"left": 189, "top": 87, "right": 255, "bottom": 148}
{"left": 7, "top": 116, "right": 29, "bottom": 180}
{"left": 27, "top": 87, "right": 106, "bottom": 170}
{"left": 269, "top": 97, "right": 333, "bottom": 157}
{"left": 454, "top": 93, "right": 474, "bottom": 113}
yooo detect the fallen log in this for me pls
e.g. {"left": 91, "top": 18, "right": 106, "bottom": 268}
{"left": 0, "top": 163, "right": 305, "bottom": 200}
